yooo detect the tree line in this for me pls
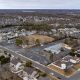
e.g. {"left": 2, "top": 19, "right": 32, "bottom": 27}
{"left": 18, "top": 22, "right": 52, "bottom": 31}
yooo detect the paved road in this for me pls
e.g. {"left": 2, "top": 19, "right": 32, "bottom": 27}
{"left": 68, "top": 71, "right": 80, "bottom": 80}
{"left": 0, "top": 45, "right": 80, "bottom": 80}
{"left": 0, "top": 40, "right": 80, "bottom": 80}
{"left": 0, "top": 45, "right": 67, "bottom": 80}
{"left": 2, "top": 43, "right": 50, "bottom": 65}
{"left": 0, "top": 39, "right": 64, "bottom": 65}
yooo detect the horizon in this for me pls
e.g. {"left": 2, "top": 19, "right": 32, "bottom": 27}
{"left": 0, "top": 9, "right": 80, "bottom": 10}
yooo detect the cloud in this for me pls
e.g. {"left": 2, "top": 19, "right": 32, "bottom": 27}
{"left": 0, "top": 0, "right": 80, "bottom": 9}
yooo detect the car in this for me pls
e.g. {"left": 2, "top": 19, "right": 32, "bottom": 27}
{"left": 50, "top": 73, "right": 54, "bottom": 75}
{"left": 40, "top": 43, "right": 44, "bottom": 46}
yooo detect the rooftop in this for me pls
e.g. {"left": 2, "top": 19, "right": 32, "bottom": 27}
{"left": 44, "top": 43, "right": 71, "bottom": 54}
{"left": 49, "top": 55, "right": 80, "bottom": 70}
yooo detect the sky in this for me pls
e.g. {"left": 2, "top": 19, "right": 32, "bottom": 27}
{"left": 0, "top": 0, "right": 80, "bottom": 9}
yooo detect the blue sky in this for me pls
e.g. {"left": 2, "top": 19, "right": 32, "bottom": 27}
{"left": 0, "top": 0, "right": 80, "bottom": 9}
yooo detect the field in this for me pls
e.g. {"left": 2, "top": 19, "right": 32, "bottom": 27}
{"left": 22, "top": 34, "right": 54, "bottom": 44}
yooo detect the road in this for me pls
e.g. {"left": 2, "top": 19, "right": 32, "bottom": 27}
{"left": 0, "top": 45, "right": 67, "bottom": 80}
{"left": 0, "top": 40, "right": 80, "bottom": 80}
{"left": 0, "top": 39, "right": 64, "bottom": 65}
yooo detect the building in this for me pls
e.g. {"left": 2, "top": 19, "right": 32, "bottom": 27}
{"left": 48, "top": 55, "right": 80, "bottom": 76}
{"left": 44, "top": 43, "right": 71, "bottom": 54}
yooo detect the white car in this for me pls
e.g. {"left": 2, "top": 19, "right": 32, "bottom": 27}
{"left": 50, "top": 73, "right": 54, "bottom": 75}
{"left": 40, "top": 44, "right": 44, "bottom": 46}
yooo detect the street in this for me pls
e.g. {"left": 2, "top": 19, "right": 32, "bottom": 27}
{"left": 0, "top": 40, "right": 80, "bottom": 80}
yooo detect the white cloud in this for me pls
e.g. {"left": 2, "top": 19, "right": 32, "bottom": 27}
{"left": 0, "top": 0, "right": 80, "bottom": 9}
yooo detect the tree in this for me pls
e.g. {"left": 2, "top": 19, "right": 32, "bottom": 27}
{"left": 0, "top": 55, "right": 10, "bottom": 65}
{"left": 77, "top": 53, "right": 80, "bottom": 57}
{"left": 69, "top": 48, "right": 77, "bottom": 57}
{"left": 8, "top": 54, "right": 11, "bottom": 57}
{"left": 1, "top": 57, "right": 10, "bottom": 65}
{"left": 64, "top": 39, "right": 68, "bottom": 44}
{"left": 25, "top": 60, "right": 32, "bottom": 67}
{"left": 4, "top": 51, "right": 7, "bottom": 55}
{"left": 18, "top": 22, "right": 51, "bottom": 32}
{"left": 35, "top": 39, "right": 40, "bottom": 46}
{"left": 15, "top": 39, "right": 23, "bottom": 46}
{"left": 60, "top": 47, "right": 64, "bottom": 51}
{"left": 38, "top": 70, "right": 47, "bottom": 77}
{"left": 0, "top": 55, "right": 5, "bottom": 61}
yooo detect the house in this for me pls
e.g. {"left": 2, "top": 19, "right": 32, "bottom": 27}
{"left": 10, "top": 58, "right": 24, "bottom": 73}
{"left": 48, "top": 55, "right": 80, "bottom": 76}
{"left": 40, "top": 43, "right": 71, "bottom": 62}
{"left": 17, "top": 66, "right": 38, "bottom": 80}
{"left": 0, "top": 33, "right": 8, "bottom": 42}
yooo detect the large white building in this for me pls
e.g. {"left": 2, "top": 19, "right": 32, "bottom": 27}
{"left": 44, "top": 43, "right": 71, "bottom": 54}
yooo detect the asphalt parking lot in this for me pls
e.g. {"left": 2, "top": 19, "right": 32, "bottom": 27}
{"left": 0, "top": 39, "right": 80, "bottom": 80}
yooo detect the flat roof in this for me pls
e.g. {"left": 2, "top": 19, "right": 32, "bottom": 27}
{"left": 44, "top": 43, "right": 71, "bottom": 54}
